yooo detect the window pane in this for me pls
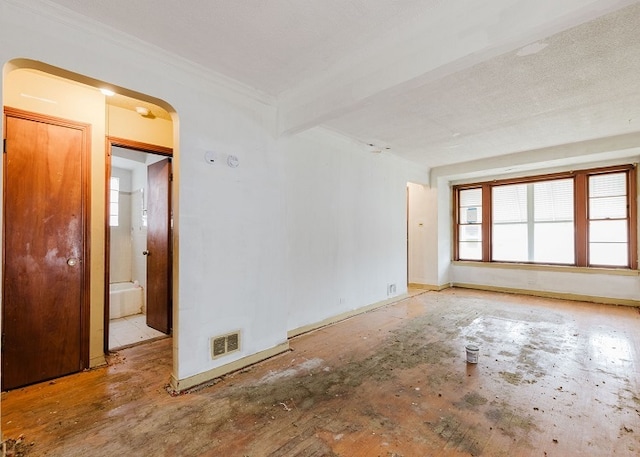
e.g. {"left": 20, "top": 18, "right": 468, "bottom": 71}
{"left": 459, "top": 225, "right": 482, "bottom": 242}
{"left": 458, "top": 188, "right": 482, "bottom": 260}
{"left": 534, "top": 179, "right": 573, "bottom": 221}
{"left": 459, "top": 242, "right": 482, "bottom": 260}
{"left": 460, "top": 188, "right": 482, "bottom": 207}
{"left": 587, "top": 172, "right": 629, "bottom": 267}
{"left": 533, "top": 222, "right": 574, "bottom": 264}
{"left": 590, "top": 220, "right": 627, "bottom": 243}
{"left": 110, "top": 176, "right": 120, "bottom": 227}
{"left": 589, "top": 242, "right": 628, "bottom": 266}
{"left": 493, "top": 184, "right": 527, "bottom": 223}
{"left": 589, "top": 196, "right": 627, "bottom": 219}
{"left": 492, "top": 223, "right": 527, "bottom": 262}
{"left": 589, "top": 172, "right": 626, "bottom": 198}
{"left": 459, "top": 188, "right": 482, "bottom": 224}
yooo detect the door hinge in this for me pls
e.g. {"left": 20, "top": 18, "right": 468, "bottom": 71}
{"left": 170, "top": 173, "right": 173, "bottom": 182}
{"left": 3, "top": 138, "right": 6, "bottom": 153}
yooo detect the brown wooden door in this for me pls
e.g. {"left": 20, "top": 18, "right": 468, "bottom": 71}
{"left": 2, "top": 109, "right": 89, "bottom": 390}
{"left": 146, "top": 158, "right": 172, "bottom": 334}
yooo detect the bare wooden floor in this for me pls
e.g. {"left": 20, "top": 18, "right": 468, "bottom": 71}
{"left": 3, "top": 288, "right": 640, "bottom": 456}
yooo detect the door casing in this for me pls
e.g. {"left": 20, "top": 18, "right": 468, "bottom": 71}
{"left": 104, "top": 137, "right": 173, "bottom": 352}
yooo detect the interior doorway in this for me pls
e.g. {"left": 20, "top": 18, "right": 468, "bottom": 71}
{"left": 2, "top": 61, "right": 177, "bottom": 390}
{"left": 106, "top": 140, "right": 173, "bottom": 350}
{"left": 406, "top": 182, "right": 426, "bottom": 290}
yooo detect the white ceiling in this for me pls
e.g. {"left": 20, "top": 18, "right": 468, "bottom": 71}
{"left": 47, "top": 0, "right": 640, "bottom": 170}
{"left": 46, "top": 0, "right": 439, "bottom": 95}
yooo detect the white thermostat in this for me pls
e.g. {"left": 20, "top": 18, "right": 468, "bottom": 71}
{"left": 227, "top": 155, "right": 239, "bottom": 168}
{"left": 205, "top": 150, "right": 239, "bottom": 168}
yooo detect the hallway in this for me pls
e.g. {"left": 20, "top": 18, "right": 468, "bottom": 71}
{"left": 3, "top": 288, "right": 640, "bottom": 456}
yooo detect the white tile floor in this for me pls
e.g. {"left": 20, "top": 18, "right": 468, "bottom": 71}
{"left": 109, "top": 313, "right": 168, "bottom": 350}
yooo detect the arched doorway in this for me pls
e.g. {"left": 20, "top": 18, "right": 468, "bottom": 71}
{"left": 2, "top": 60, "right": 177, "bottom": 389}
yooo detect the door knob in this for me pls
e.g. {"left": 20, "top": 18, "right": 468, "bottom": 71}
{"left": 67, "top": 258, "right": 79, "bottom": 266}
{"left": 142, "top": 250, "right": 150, "bottom": 256}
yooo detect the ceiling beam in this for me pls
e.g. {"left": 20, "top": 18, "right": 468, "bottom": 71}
{"left": 277, "top": 0, "right": 636, "bottom": 137}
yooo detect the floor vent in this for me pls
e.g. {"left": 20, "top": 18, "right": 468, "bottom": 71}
{"left": 211, "top": 331, "right": 241, "bottom": 359}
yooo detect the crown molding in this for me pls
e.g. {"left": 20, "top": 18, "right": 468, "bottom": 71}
{"left": 5, "top": 0, "right": 276, "bottom": 106}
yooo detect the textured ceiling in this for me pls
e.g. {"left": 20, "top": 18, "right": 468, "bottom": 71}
{"left": 325, "top": 4, "right": 640, "bottom": 167}
{"left": 46, "top": 0, "right": 640, "bottom": 170}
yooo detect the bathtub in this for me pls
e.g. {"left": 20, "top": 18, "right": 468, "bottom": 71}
{"left": 109, "top": 282, "right": 143, "bottom": 319}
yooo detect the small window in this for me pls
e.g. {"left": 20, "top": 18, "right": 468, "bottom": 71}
{"left": 458, "top": 188, "right": 483, "bottom": 260}
{"left": 109, "top": 177, "right": 120, "bottom": 227}
{"left": 588, "top": 172, "right": 628, "bottom": 267}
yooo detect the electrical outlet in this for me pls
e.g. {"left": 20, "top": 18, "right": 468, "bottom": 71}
{"left": 387, "top": 283, "right": 397, "bottom": 295}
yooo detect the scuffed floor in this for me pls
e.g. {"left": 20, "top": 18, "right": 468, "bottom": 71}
{"left": 2, "top": 288, "right": 640, "bottom": 456}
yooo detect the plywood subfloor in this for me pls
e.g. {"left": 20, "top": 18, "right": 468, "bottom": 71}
{"left": 3, "top": 288, "right": 640, "bottom": 456}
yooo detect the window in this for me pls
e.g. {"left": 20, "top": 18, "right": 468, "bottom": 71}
{"left": 458, "top": 188, "right": 483, "bottom": 260}
{"left": 109, "top": 176, "right": 120, "bottom": 227}
{"left": 454, "top": 165, "right": 637, "bottom": 269}
{"left": 492, "top": 179, "right": 574, "bottom": 263}
{"left": 588, "top": 172, "right": 628, "bottom": 266}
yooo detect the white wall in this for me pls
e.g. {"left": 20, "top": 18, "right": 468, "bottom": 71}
{"left": 283, "top": 129, "right": 427, "bottom": 332}
{"left": 451, "top": 263, "right": 640, "bottom": 302}
{"left": 110, "top": 167, "right": 133, "bottom": 283}
{"left": 436, "top": 177, "right": 454, "bottom": 286}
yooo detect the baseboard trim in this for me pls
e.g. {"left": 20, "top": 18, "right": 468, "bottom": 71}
{"left": 287, "top": 293, "right": 410, "bottom": 339}
{"left": 169, "top": 341, "right": 290, "bottom": 393}
{"left": 89, "top": 355, "right": 107, "bottom": 368}
{"left": 452, "top": 282, "right": 640, "bottom": 307}
{"left": 408, "top": 282, "right": 451, "bottom": 291}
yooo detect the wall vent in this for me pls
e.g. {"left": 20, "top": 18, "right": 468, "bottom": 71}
{"left": 211, "top": 331, "right": 241, "bottom": 359}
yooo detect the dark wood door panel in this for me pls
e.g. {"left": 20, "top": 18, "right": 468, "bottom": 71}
{"left": 2, "top": 110, "right": 89, "bottom": 390}
{"left": 146, "top": 158, "right": 172, "bottom": 334}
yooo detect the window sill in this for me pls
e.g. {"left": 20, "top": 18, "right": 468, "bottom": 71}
{"left": 452, "top": 261, "right": 640, "bottom": 277}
